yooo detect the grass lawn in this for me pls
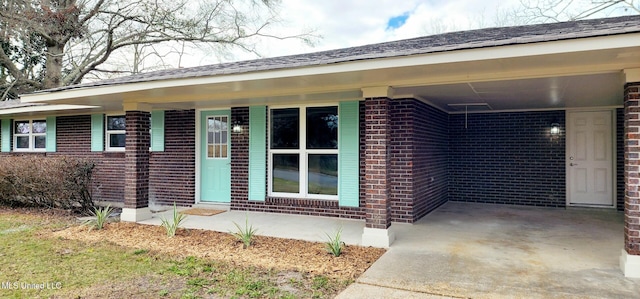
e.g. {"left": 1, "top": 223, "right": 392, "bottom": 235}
{"left": 0, "top": 209, "right": 353, "bottom": 298}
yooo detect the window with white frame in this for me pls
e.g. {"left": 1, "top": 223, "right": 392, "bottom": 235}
{"left": 269, "top": 106, "right": 338, "bottom": 199}
{"left": 106, "top": 115, "right": 126, "bottom": 151}
{"left": 207, "top": 116, "right": 229, "bottom": 158}
{"left": 14, "top": 119, "right": 47, "bottom": 151}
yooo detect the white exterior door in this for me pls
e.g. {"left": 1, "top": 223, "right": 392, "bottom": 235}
{"left": 567, "top": 110, "right": 614, "bottom": 207}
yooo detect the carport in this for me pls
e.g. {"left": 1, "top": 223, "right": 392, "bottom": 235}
{"left": 340, "top": 202, "right": 640, "bottom": 298}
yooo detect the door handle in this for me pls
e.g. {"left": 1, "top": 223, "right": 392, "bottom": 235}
{"left": 570, "top": 162, "right": 579, "bottom": 166}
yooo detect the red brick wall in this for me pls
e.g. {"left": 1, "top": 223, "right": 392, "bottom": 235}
{"left": 389, "top": 100, "right": 414, "bottom": 222}
{"left": 449, "top": 111, "right": 566, "bottom": 207}
{"left": 55, "top": 115, "right": 126, "bottom": 202}
{"left": 149, "top": 110, "right": 195, "bottom": 207}
{"left": 388, "top": 99, "right": 449, "bottom": 223}
{"left": 624, "top": 82, "right": 640, "bottom": 255}
{"left": 407, "top": 100, "right": 449, "bottom": 222}
{"left": 0, "top": 111, "right": 197, "bottom": 207}
{"left": 0, "top": 115, "right": 126, "bottom": 203}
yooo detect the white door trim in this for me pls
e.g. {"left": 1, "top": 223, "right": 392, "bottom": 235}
{"left": 194, "top": 107, "right": 232, "bottom": 205}
{"left": 565, "top": 108, "right": 616, "bottom": 208}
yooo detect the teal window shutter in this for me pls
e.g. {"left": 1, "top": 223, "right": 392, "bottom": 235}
{"left": 46, "top": 116, "right": 56, "bottom": 152}
{"left": 1, "top": 119, "right": 10, "bottom": 152}
{"left": 151, "top": 110, "right": 165, "bottom": 152}
{"left": 91, "top": 114, "right": 104, "bottom": 152}
{"left": 338, "top": 101, "right": 360, "bottom": 207}
{"left": 249, "top": 106, "right": 267, "bottom": 201}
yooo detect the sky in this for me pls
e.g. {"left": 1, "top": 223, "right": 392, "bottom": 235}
{"left": 159, "top": 0, "right": 639, "bottom": 67}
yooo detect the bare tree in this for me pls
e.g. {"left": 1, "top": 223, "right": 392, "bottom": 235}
{"left": 0, "top": 0, "right": 316, "bottom": 100}
{"left": 518, "top": 0, "right": 639, "bottom": 23}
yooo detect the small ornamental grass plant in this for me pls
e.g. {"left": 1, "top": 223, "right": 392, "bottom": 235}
{"left": 85, "top": 205, "right": 114, "bottom": 230}
{"left": 161, "top": 203, "right": 188, "bottom": 237}
{"left": 231, "top": 215, "right": 258, "bottom": 249}
{"left": 324, "top": 227, "right": 344, "bottom": 257}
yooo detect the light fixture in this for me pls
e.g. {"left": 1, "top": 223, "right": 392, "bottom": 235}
{"left": 232, "top": 121, "right": 243, "bottom": 133}
{"left": 550, "top": 122, "right": 560, "bottom": 135}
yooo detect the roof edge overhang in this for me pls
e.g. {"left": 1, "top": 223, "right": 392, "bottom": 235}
{"left": 20, "top": 32, "right": 640, "bottom": 105}
{"left": 0, "top": 104, "right": 100, "bottom": 117}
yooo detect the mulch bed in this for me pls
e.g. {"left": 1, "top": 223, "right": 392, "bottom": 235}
{"left": 53, "top": 222, "right": 386, "bottom": 279}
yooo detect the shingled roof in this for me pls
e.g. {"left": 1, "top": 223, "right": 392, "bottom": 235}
{"left": 39, "top": 15, "right": 640, "bottom": 93}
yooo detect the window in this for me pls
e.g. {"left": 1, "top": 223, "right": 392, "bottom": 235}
{"left": 207, "top": 116, "right": 228, "bottom": 158}
{"left": 14, "top": 119, "right": 47, "bottom": 151}
{"left": 106, "top": 115, "right": 125, "bottom": 151}
{"left": 269, "top": 106, "right": 338, "bottom": 198}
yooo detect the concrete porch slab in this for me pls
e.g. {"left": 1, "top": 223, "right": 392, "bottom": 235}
{"left": 138, "top": 209, "right": 365, "bottom": 245}
{"left": 352, "top": 202, "right": 640, "bottom": 298}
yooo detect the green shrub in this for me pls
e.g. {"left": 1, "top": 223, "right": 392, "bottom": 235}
{"left": 85, "top": 205, "right": 114, "bottom": 230}
{"left": 160, "top": 203, "right": 187, "bottom": 237}
{"left": 0, "top": 156, "right": 95, "bottom": 213}
{"left": 231, "top": 215, "right": 258, "bottom": 249}
{"left": 324, "top": 227, "right": 344, "bottom": 257}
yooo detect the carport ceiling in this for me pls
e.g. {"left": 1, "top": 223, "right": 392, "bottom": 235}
{"left": 398, "top": 72, "right": 624, "bottom": 113}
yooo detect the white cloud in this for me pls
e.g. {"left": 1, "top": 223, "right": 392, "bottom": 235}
{"left": 179, "top": 0, "right": 637, "bottom": 66}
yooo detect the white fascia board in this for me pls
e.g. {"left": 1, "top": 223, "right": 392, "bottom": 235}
{"left": 20, "top": 33, "right": 640, "bottom": 104}
{"left": 0, "top": 104, "right": 99, "bottom": 115}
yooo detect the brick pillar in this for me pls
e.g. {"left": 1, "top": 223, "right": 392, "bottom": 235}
{"left": 365, "top": 98, "right": 392, "bottom": 229}
{"left": 362, "top": 95, "right": 395, "bottom": 247}
{"left": 622, "top": 79, "right": 640, "bottom": 277}
{"left": 230, "top": 107, "right": 249, "bottom": 208}
{"left": 121, "top": 110, "right": 152, "bottom": 222}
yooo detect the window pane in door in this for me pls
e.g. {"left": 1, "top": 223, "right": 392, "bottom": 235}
{"left": 271, "top": 108, "right": 299, "bottom": 149}
{"left": 306, "top": 106, "right": 338, "bottom": 149}
{"left": 308, "top": 154, "right": 338, "bottom": 195}
{"left": 207, "top": 116, "right": 228, "bottom": 158}
{"left": 272, "top": 154, "right": 299, "bottom": 193}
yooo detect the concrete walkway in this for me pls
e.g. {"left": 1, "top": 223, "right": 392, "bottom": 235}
{"left": 139, "top": 205, "right": 365, "bottom": 245}
{"left": 140, "top": 202, "right": 640, "bottom": 298}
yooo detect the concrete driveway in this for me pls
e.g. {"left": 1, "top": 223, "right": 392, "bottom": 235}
{"left": 338, "top": 202, "right": 640, "bottom": 299}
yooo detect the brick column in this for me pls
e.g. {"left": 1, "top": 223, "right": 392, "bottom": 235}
{"left": 365, "top": 98, "right": 392, "bottom": 229}
{"left": 622, "top": 80, "right": 640, "bottom": 277}
{"left": 361, "top": 87, "right": 395, "bottom": 247}
{"left": 121, "top": 110, "right": 152, "bottom": 222}
{"left": 230, "top": 107, "right": 249, "bottom": 207}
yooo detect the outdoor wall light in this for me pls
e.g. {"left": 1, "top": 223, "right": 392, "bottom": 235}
{"left": 232, "top": 121, "right": 243, "bottom": 133}
{"left": 550, "top": 122, "right": 560, "bottom": 135}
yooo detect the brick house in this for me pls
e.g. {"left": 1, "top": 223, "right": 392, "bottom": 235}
{"left": 2, "top": 15, "right": 640, "bottom": 276}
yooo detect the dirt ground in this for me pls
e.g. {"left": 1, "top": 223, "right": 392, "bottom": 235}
{"left": 53, "top": 221, "right": 386, "bottom": 280}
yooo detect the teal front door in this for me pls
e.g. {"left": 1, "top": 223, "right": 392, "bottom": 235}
{"left": 200, "top": 110, "right": 231, "bottom": 203}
